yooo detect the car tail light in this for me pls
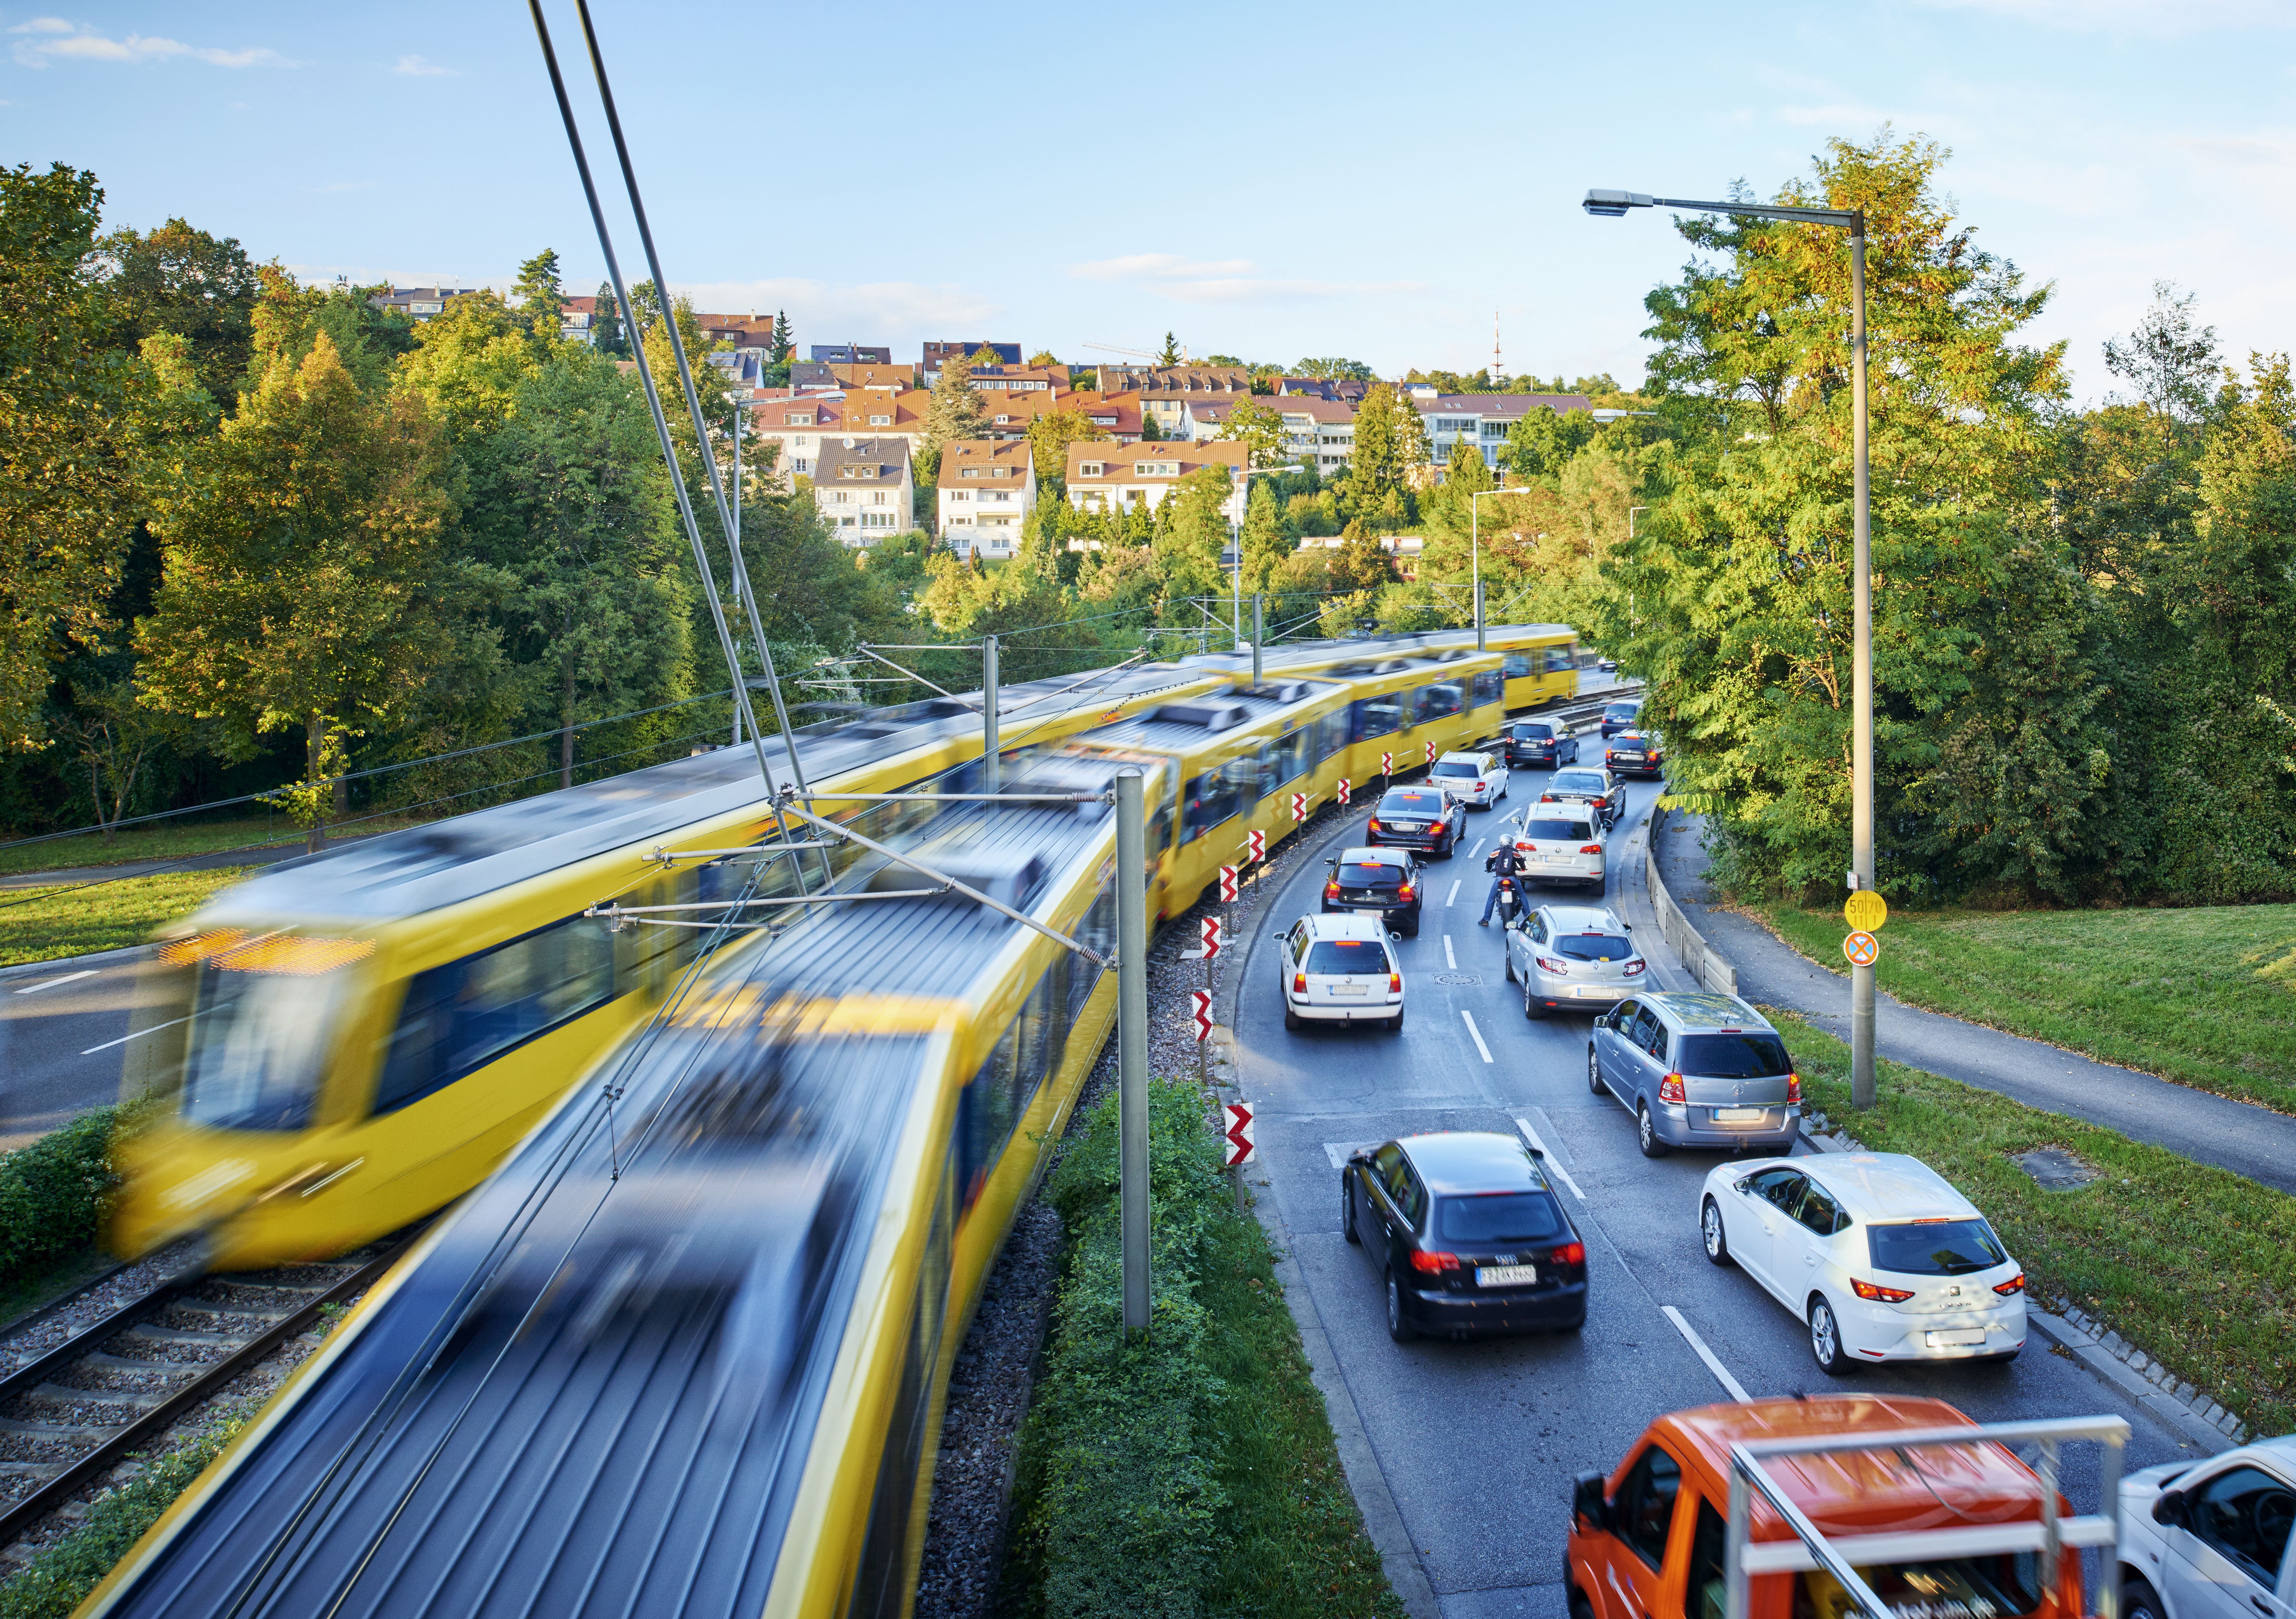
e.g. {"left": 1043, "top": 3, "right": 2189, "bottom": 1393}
{"left": 1397, "top": 883, "right": 1414, "bottom": 901}
{"left": 1786, "top": 1072, "right": 1802, "bottom": 1104}
{"left": 1624, "top": 958, "right": 1646, "bottom": 976}
{"left": 1993, "top": 1273, "right": 2025, "bottom": 1297}
{"left": 1324, "top": 879, "right": 1341, "bottom": 898}
{"left": 1851, "top": 1278, "right": 1917, "bottom": 1303}
{"left": 1658, "top": 1073, "right": 1685, "bottom": 1104}
{"left": 1535, "top": 955, "right": 1568, "bottom": 974}
{"left": 1474, "top": 781, "right": 1486, "bottom": 791}
{"left": 1409, "top": 1250, "right": 1459, "bottom": 1273}
{"left": 1579, "top": 844, "right": 1603, "bottom": 854}
{"left": 1388, "top": 970, "right": 1402, "bottom": 993}
{"left": 1368, "top": 817, "right": 1383, "bottom": 832}
{"left": 1552, "top": 1241, "right": 1586, "bottom": 1267}
{"left": 1539, "top": 793, "right": 1555, "bottom": 803}
{"left": 1592, "top": 796, "right": 1609, "bottom": 809}
{"left": 1293, "top": 972, "right": 1306, "bottom": 994}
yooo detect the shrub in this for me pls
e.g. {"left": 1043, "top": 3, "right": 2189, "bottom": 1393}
{"left": 0, "top": 1106, "right": 117, "bottom": 1293}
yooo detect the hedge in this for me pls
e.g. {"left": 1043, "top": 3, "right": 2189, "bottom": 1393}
{"left": 0, "top": 1106, "right": 118, "bottom": 1297}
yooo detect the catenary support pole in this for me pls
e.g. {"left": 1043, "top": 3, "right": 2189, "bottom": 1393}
{"left": 1475, "top": 577, "right": 1486, "bottom": 653}
{"left": 1849, "top": 214, "right": 1875, "bottom": 1110}
{"left": 732, "top": 401, "right": 744, "bottom": 748}
{"left": 1251, "top": 594, "right": 1263, "bottom": 687}
{"left": 982, "top": 634, "right": 1000, "bottom": 796}
{"left": 1116, "top": 768, "right": 1151, "bottom": 1339}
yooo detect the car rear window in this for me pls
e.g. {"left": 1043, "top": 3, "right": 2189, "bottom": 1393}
{"left": 1380, "top": 791, "right": 1442, "bottom": 812}
{"left": 1305, "top": 940, "right": 1388, "bottom": 974}
{"left": 1431, "top": 761, "right": 1477, "bottom": 776}
{"left": 1674, "top": 1032, "right": 1791, "bottom": 1077}
{"left": 1526, "top": 819, "right": 1593, "bottom": 841}
{"left": 1436, "top": 1191, "right": 1566, "bottom": 1244}
{"left": 1550, "top": 771, "right": 1605, "bottom": 793}
{"left": 1610, "top": 733, "right": 1646, "bottom": 745}
{"left": 1605, "top": 703, "right": 1639, "bottom": 719}
{"left": 1867, "top": 1219, "right": 2009, "bottom": 1277}
{"left": 1555, "top": 934, "right": 1633, "bottom": 962}
{"left": 1337, "top": 862, "right": 1403, "bottom": 886}
{"left": 1512, "top": 724, "right": 1553, "bottom": 739}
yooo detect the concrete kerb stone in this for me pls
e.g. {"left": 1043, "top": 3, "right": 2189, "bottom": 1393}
{"left": 0, "top": 943, "right": 151, "bottom": 984}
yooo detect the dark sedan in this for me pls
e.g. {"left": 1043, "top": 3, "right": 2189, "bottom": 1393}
{"left": 1599, "top": 699, "right": 1642, "bottom": 739}
{"left": 1322, "top": 846, "right": 1423, "bottom": 936}
{"left": 1504, "top": 720, "right": 1579, "bottom": 769}
{"left": 1365, "top": 785, "right": 1465, "bottom": 858}
{"left": 1342, "top": 1132, "right": 1588, "bottom": 1340}
{"left": 1602, "top": 729, "right": 1663, "bottom": 779}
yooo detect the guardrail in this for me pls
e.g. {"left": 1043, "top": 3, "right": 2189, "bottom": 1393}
{"left": 1645, "top": 805, "right": 1737, "bottom": 996}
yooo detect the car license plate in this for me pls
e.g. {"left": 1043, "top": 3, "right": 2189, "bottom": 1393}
{"left": 1333, "top": 984, "right": 1367, "bottom": 997}
{"left": 1713, "top": 1107, "right": 1766, "bottom": 1124}
{"left": 1926, "top": 1328, "right": 1987, "bottom": 1348}
{"left": 1575, "top": 985, "right": 1608, "bottom": 997}
{"left": 1476, "top": 1265, "right": 1536, "bottom": 1287}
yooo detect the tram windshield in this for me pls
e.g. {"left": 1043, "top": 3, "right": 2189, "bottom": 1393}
{"left": 171, "top": 935, "right": 371, "bottom": 1133}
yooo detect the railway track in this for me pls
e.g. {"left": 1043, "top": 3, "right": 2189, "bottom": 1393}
{"left": 0, "top": 1232, "right": 417, "bottom": 1551}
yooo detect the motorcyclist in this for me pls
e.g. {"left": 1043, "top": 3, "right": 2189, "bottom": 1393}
{"left": 1479, "top": 839, "right": 1529, "bottom": 927}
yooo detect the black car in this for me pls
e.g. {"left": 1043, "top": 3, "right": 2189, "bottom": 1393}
{"left": 1602, "top": 728, "right": 1663, "bottom": 779}
{"left": 1366, "top": 785, "right": 1465, "bottom": 858}
{"left": 1599, "top": 699, "right": 1642, "bottom": 739}
{"left": 1504, "top": 720, "right": 1579, "bottom": 769}
{"left": 1342, "top": 1132, "right": 1588, "bottom": 1340}
{"left": 1322, "top": 846, "right": 1423, "bottom": 936}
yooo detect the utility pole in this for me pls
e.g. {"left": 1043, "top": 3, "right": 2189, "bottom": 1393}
{"left": 1116, "top": 769, "right": 1150, "bottom": 1338}
{"left": 732, "top": 404, "right": 744, "bottom": 748}
{"left": 1251, "top": 594, "right": 1264, "bottom": 687}
{"left": 982, "top": 633, "right": 1000, "bottom": 796}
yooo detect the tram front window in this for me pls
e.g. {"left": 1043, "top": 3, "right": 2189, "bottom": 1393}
{"left": 177, "top": 939, "right": 366, "bottom": 1133}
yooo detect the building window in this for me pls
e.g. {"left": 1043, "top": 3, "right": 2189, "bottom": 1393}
{"left": 792, "top": 457, "right": 810, "bottom": 473}
{"left": 1135, "top": 461, "right": 1178, "bottom": 477}
{"left": 960, "top": 468, "right": 981, "bottom": 478}
{"left": 951, "top": 490, "right": 970, "bottom": 500}
{"left": 870, "top": 414, "right": 892, "bottom": 426}
{"left": 786, "top": 413, "right": 813, "bottom": 426}
{"left": 994, "top": 415, "right": 1012, "bottom": 425}
{"left": 1077, "top": 462, "right": 1104, "bottom": 477}
{"left": 872, "top": 492, "right": 887, "bottom": 505}
{"left": 861, "top": 512, "right": 898, "bottom": 528}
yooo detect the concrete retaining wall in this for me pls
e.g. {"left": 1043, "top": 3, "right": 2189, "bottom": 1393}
{"left": 1643, "top": 808, "right": 1737, "bottom": 995}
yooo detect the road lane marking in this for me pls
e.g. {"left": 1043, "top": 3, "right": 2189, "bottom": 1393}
{"left": 80, "top": 1014, "right": 189, "bottom": 1056}
{"left": 1460, "top": 1009, "right": 1494, "bottom": 1064}
{"left": 1443, "top": 935, "right": 1456, "bottom": 970}
{"left": 1513, "top": 1117, "right": 1588, "bottom": 1202}
{"left": 1469, "top": 838, "right": 1486, "bottom": 861}
{"left": 1445, "top": 880, "right": 1460, "bottom": 906}
{"left": 1322, "top": 1141, "right": 1385, "bottom": 1169}
{"left": 14, "top": 969, "right": 97, "bottom": 995}
{"left": 1662, "top": 1305, "right": 1751, "bottom": 1402}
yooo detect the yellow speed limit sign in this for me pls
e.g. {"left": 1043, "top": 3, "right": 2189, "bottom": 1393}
{"left": 1843, "top": 930, "right": 1880, "bottom": 967}
{"left": 1844, "top": 890, "right": 1888, "bottom": 932}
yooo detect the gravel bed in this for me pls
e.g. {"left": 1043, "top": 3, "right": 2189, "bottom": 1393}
{"left": 910, "top": 810, "right": 1342, "bottom": 1619}
{"left": 0, "top": 1237, "right": 203, "bottom": 1375}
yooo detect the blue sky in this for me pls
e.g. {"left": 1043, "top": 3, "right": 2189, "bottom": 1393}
{"left": 6, "top": 0, "right": 2292, "bottom": 399}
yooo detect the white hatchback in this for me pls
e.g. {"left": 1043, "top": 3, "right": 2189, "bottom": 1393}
{"left": 1279, "top": 912, "right": 1404, "bottom": 1032}
{"left": 1429, "top": 749, "right": 1508, "bottom": 808}
{"left": 1511, "top": 806, "right": 1606, "bottom": 893}
{"left": 1698, "top": 1152, "right": 2027, "bottom": 1373}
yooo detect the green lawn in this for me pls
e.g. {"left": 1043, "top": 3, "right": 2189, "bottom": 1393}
{"left": 1773, "top": 1010, "right": 2296, "bottom": 1438}
{"left": 1755, "top": 900, "right": 2296, "bottom": 1116}
{"left": 0, "top": 813, "right": 434, "bottom": 878}
{"left": 0, "top": 869, "right": 253, "bottom": 967}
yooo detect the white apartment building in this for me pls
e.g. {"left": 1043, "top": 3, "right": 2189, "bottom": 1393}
{"left": 743, "top": 388, "right": 929, "bottom": 481}
{"left": 937, "top": 439, "right": 1038, "bottom": 559}
{"left": 812, "top": 436, "right": 914, "bottom": 543}
{"left": 1407, "top": 391, "right": 1593, "bottom": 468}
{"left": 1179, "top": 396, "right": 1355, "bottom": 473}
{"left": 1063, "top": 440, "right": 1252, "bottom": 529}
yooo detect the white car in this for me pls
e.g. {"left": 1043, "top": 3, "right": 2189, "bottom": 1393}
{"left": 1512, "top": 806, "right": 1606, "bottom": 892}
{"left": 1429, "top": 749, "right": 1508, "bottom": 809}
{"left": 2119, "top": 1436, "right": 2296, "bottom": 1619}
{"left": 1698, "top": 1151, "right": 2027, "bottom": 1373}
{"left": 1279, "top": 912, "right": 1404, "bottom": 1032}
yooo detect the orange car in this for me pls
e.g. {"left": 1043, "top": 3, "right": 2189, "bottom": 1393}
{"left": 1569, "top": 1396, "right": 2123, "bottom": 1619}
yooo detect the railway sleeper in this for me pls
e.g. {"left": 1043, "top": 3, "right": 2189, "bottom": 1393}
{"left": 113, "top": 1323, "right": 247, "bottom": 1350}
{"left": 78, "top": 1350, "right": 216, "bottom": 1377}
{"left": 19, "top": 1380, "right": 171, "bottom": 1412}
{"left": 159, "top": 1299, "right": 297, "bottom": 1327}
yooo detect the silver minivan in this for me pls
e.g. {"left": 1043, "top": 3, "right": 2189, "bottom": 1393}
{"left": 1513, "top": 809, "right": 1606, "bottom": 892}
{"left": 1588, "top": 991, "right": 1802, "bottom": 1158}
{"left": 1504, "top": 903, "right": 1646, "bottom": 1018}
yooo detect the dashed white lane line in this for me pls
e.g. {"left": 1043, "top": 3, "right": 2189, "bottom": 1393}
{"left": 14, "top": 969, "right": 97, "bottom": 995}
{"left": 1443, "top": 935, "right": 1456, "bottom": 970}
{"left": 1662, "top": 1305, "right": 1752, "bottom": 1402}
{"left": 1445, "top": 880, "right": 1460, "bottom": 907}
{"left": 81, "top": 1014, "right": 189, "bottom": 1057}
{"left": 1469, "top": 838, "right": 1486, "bottom": 861}
{"left": 1512, "top": 1116, "right": 1588, "bottom": 1202}
{"left": 1460, "top": 1009, "right": 1494, "bottom": 1064}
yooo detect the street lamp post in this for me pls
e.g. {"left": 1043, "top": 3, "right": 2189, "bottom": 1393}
{"left": 1584, "top": 187, "right": 1875, "bottom": 1109}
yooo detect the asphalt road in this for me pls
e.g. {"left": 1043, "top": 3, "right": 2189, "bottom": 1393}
{"left": 0, "top": 952, "right": 151, "bottom": 1148}
{"left": 1232, "top": 768, "right": 2218, "bottom": 1619}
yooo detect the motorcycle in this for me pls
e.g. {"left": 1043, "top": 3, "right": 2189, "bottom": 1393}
{"left": 1494, "top": 874, "right": 1521, "bottom": 928}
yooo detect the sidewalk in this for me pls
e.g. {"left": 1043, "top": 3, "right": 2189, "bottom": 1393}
{"left": 1654, "top": 813, "right": 2296, "bottom": 1197}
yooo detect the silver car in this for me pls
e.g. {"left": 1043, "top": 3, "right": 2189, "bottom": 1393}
{"left": 1540, "top": 766, "right": 1619, "bottom": 832}
{"left": 1503, "top": 903, "right": 1646, "bottom": 1019}
{"left": 1511, "top": 807, "right": 1606, "bottom": 892}
{"left": 1588, "top": 991, "right": 1802, "bottom": 1158}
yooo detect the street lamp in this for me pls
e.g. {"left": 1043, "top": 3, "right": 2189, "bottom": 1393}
{"left": 1584, "top": 186, "right": 1876, "bottom": 1109}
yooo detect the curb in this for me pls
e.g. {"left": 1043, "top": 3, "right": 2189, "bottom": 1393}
{"left": 2028, "top": 1306, "right": 2248, "bottom": 1453}
{"left": 0, "top": 944, "right": 150, "bottom": 983}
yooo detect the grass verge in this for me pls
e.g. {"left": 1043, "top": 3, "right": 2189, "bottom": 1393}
{"left": 1754, "top": 900, "right": 2296, "bottom": 1116}
{"left": 1771, "top": 1009, "right": 2296, "bottom": 1437}
{"left": 0, "top": 815, "right": 433, "bottom": 879}
{"left": 0, "top": 868, "right": 252, "bottom": 968}
{"left": 1006, "top": 1081, "right": 1403, "bottom": 1619}
{"left": 0, "top": 1410, "right": 243, "bottom": 1617}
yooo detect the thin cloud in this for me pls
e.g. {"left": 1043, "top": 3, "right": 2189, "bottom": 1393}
{"left": 10, "top": 20, "right": 298, "bottom": 68}
{"left": 393, "top": 54, "right": 456, "bottom": 76}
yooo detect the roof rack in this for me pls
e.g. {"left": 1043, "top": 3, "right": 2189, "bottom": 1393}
{"left": 1723, "top": 1413, "right": 2131, "bottom": 1619}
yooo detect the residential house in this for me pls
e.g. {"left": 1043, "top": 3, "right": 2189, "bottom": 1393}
{"left": 963, "top": 389, "right": 1143, "bottom": 444}
{"left": 826, "top": 362, "right": 916, "bottom": 390}
{"left": 812, "top": 436, "right": 913, "bottom": 542}
{"left": 1063, "top": 440, "right": 1252, "bottom": 529}
{"left": 1409, "top": 392, "right": 1594, "bottom": 468}
{"left": 744, "top": 387, "right": 931, "bottom": 480}
{"left": 558, "top": 294, "right": 603, "bottom": 345}
{"left": 964, "top": 364, "right": 1067, "bottom": 393}
{"left": 787, "top": 361, "right": 844, "bottom": 391}
{"left": 810, "top": 343, "right": 890, "bottom": 364}
{"left": 1179, "top": 396, "right": 1356, "bottom": 473}
{"left": 368, "top": 285, "right": 479, "bottom": 322}
{"left": 920, "top": 340, "right": 1021, "bottom": 382}
{"left": 1275, "top": 375, "right": 1371, "bottom": 404}
{"left": 1091, "top": 365, "right": 1255, "bottom": 436}
{"left": 936, "top": 440, "right": 1038, "bottom": 558}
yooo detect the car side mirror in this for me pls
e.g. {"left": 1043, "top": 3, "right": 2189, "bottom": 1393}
{"left": 2152, "top": 1488, "right": 2189, "bottom": 1527}
{"left": 1572, "top": 1470, "right": 1611, "bottom": 1532}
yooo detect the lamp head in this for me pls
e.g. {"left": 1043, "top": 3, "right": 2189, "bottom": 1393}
{"left": 1583, "top": 189, "right": 1654, "bottom": 217}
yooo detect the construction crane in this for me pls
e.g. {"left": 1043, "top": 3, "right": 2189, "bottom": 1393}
{"left": 1086, "top": 339, "right": 1189, "bottom": 365}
